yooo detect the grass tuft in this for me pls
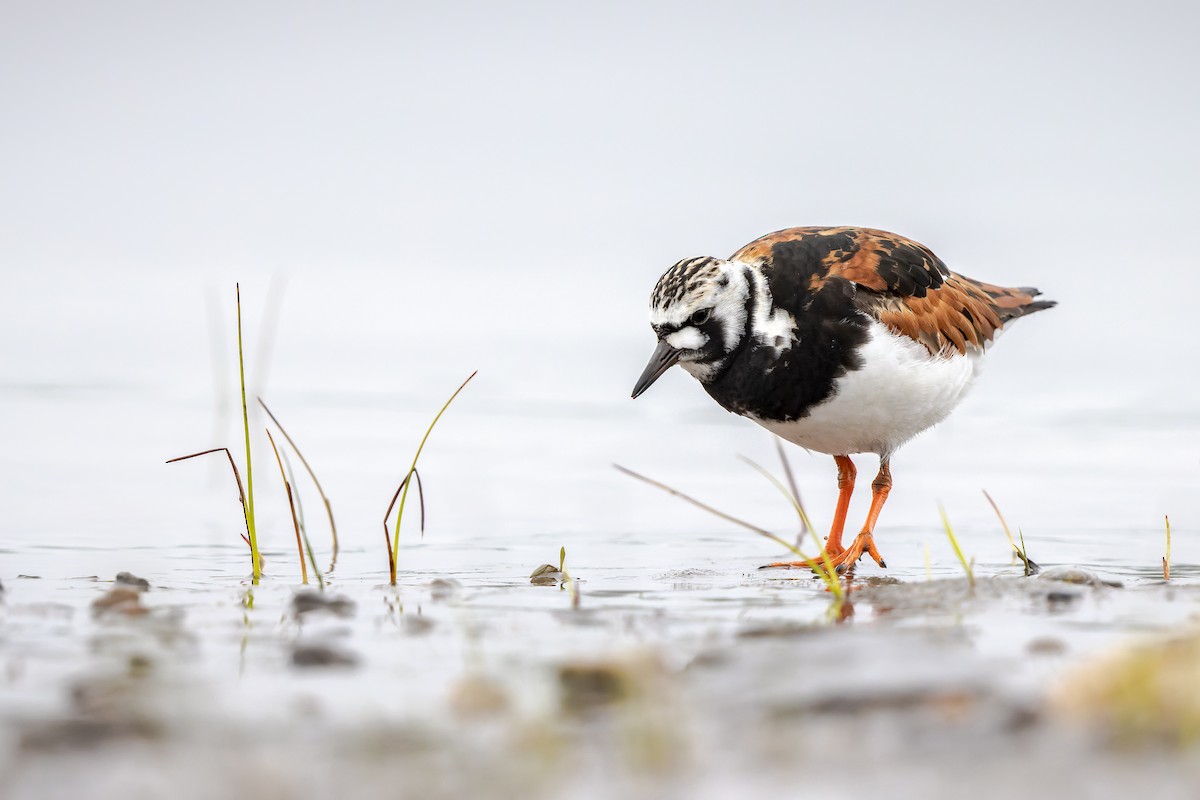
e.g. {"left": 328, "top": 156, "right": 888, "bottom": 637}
{"left": 387, "top": 371, "right": 477, "bottom": 585}
{"left": 383, "top": 468, "right": 425, "bottom": 580}
{"left": 983, "top": 490, "right": 1038, "bottom": 576}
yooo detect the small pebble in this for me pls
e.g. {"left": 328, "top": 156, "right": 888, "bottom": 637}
{"left": 291, "top": 643, "right": 358, "bottom": 668}
{"left": 530, "top": 564, "right": 563, "bottom": 586}
{"left": 291, "top": 590, "right": 355, "bottom": 618}
{"left": 403, "top": 615, "right": 435, "bottom": 635}
{"left": 1027, "top": 637, "right": 1068, "bottom": 656}
{"left": 429, "top": 578, "right": 460, "bottom": 601}
{"left": 450, "top": 675, "right": 510, "bottom": 718}
{"left": 114, "top": 572, "right": 151, "bottom": 591}
{"left": 1038, "top": 566, "right": 1122, "bottom": 588}
{"left": 91, "top": 587, "right": 147, "bottom": 617}
{"left": 1046, "top": 590, "right": 1081, "bottom": 607}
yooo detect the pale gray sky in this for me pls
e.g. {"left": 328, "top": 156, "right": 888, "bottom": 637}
{"left": 6, "top": 1, "right": 1198, "bottom": 397}
{"left": 2, "top": 1, "right": 1197, "bottom": 546}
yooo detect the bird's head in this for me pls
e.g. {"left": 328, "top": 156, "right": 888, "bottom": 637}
{"left": 631, "top": 256, "right": 750, "bottom": 398}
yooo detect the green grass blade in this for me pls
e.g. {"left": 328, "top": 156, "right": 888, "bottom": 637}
{"left": 236, "top": 284, "right": 261, "bottom": 583}
{"left": 938, "top": 505, "right": 974, "bottom": 588}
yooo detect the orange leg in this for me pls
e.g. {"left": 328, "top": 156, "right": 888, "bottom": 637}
{"left": 763, "top": 455, "right": 855, "bottom": 568}
{"left": 763, "top": 457, "right": 891, "bottom": 573}
{"left": 835, "top": 460, "right": 891, "bottom": 570}
{"left": 824, "top": 455, "right": 856, "bottom": 556}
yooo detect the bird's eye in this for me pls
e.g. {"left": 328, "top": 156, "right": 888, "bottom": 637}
{"left": 689, "top": 308, "right": 711, "bottom": 326}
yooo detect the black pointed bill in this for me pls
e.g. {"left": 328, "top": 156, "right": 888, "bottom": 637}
{"left": 631, "top": 340, "right": 682, "bottom": 399}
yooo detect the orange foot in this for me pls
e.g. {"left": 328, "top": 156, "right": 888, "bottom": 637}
{"left": 759, "top": 532, "right": 887, "bottom": 573}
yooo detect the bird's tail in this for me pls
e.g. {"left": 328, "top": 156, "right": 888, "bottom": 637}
{"left": 969, "top": 280, "right": 1057, "bottom": 324}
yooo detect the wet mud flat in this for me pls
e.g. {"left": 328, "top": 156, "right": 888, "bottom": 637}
{"left": 2, "top": 550, "right": 1200, "bottom": 800}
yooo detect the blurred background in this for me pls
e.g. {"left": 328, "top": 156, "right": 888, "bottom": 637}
{"left": 2, "top": 1, "right": 1197, "bottom": 568}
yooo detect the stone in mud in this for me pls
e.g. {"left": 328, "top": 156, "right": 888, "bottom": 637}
{"left": 450, "top": 675, "right": 510, "bottom": 718}
{"left": 291, "top": 590, "right": 355, "bottom": 618}
{"left": 114, "top": 571, "right": 151, "bottom": 591}
{"left": 1037, "top": 566, "right": 1122, "bottom": 588}
{"left": 429, "top": 578, "right": 460, "bottom": 601}
{"left": 557, "top": 654, "right": 666, "bottom": 713}
{"left": 19, "top": 717, "right": 163, "bottom": 751}
{"left": 559, "top": 663, "right": 629, "bottom": 709}
{"left": 291, "top": 643, "right": 358, "bottom": 668}
{"left": 1045, "top": 590, "right": 1082, "bottom": 609}
{"left": 1027, "top": 637, "right": 1067, "bottom": 656}
{"left": 91, "top": 587, "right": 148, "bottom": 617}
{"left": 737, "top": 622, "right": 826, "bottom": 639}
{"left": 403, "top": 615, "right": 435, "bottom": 635}
{"left": 530, "top": 564, "right": 563, "bottom": 586}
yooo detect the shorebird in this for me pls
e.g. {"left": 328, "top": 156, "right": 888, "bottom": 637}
{"left": 631, "top": 226, "right": 1054, "bottom": 571}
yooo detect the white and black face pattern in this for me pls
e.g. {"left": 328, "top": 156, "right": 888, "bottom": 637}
{"left": 647, "top": 257, "right": 750, "bottom": 381}
{"left": 632, "top": 257, "right": 750, "bottom": 399}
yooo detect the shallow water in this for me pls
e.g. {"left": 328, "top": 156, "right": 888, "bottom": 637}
{"left": 4, "top": 263, "right": 1200, "bottom": 798}
{"left": 3, "top": 523, "right": 1200, "bottom": 800}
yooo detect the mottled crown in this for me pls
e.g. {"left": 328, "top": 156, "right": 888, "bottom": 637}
{"left": 649, "top": 257, "right": 726, "bottom": 312}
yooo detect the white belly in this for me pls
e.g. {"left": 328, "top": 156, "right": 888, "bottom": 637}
{"left": 752, "top": 320, "right": 984, "bottom": 457}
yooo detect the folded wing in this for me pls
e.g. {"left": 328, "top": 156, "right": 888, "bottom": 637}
{"left": 731, "top": 226, "right": 1054, "bottom": 355}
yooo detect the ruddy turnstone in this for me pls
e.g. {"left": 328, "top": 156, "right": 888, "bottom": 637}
{"left": 631, "top": 226, "right": 1055, "bottom": 571}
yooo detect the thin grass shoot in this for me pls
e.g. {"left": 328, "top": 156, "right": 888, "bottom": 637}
{"left": 266, "top": 428, "right": 307, "bottom": 585}
{"left": 939, "top": 505, "right": 975, "bottom": 588}
{"left": 559, "top": 546, "right": 580, "bottom": 608}
{"left": 773, "top": 437, "right": 810, "bottom": 541}
{"left": 282, "top": 446, "right": 325, "bottom": 590}
{"left": 259, "top": 397, "right": 339, "bottom": 571}
{"left": 235, "top": 284, "right": 262, "bottom": 583}
{"left": 614, "top": 463, "right": 844, "bottom": 604}
{"left": 1164, "top": 515, "right": 1172, "bottom": 581}
{"left": 166, "top": 446, "right": 253, "bottom": 558}
{"left": 737, "top": 456, "right": 842, "bottom": 599}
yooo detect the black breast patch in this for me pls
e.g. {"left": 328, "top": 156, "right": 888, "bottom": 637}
{"left": 701, "top": 258, "right": 870, "bottom": 423}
